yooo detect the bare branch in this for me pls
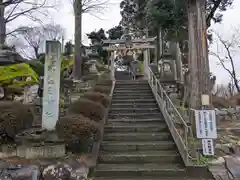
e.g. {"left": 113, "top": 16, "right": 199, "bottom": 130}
{"left": 5, "top": 0, "right": 54, "bottom": 23}
{"left": 209, "top": 51, "right": 234, "bottom": 78}
{"left": 210, "top": 29, "right": 240, "bottom": 92}
{"left": 11, "top": 24, "right": 65, "bottom": 58}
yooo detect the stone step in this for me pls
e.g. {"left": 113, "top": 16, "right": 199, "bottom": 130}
{"left": 111, "top": 99, "right": 156, "bottom": 104}
{"left": 115, "top": 80, "right": 148, "bottom": 83}
{"left": 95, "top": 163, "right": 186, "bottom": 178}
{"left": 112, "top": 96, "right": 155, "bottom": 100}
{"left": 113, "top": 87, "right": 152, "bottom": 93}
{"left": 111, "top": 103, "right": 158, "bottom": 109}
{"left": 99, "top": 151, "right": 180, "bottom": 164}
{"left": 114, "top": 89, "right": 153, "bottom": 93}
{"left": 103, "top": 132, "right": 171, "bottom": 141}
{"left": 107, "top": 118, "right": 164, "bottom": 124}
{"left": 95, "top": 177, "right": 211, "bottom": 180}
{"left": 114, "top": 84, "right": 149, "bottom": 87}
{"left": 115, "top": 83, "right": 149, "bottom": 86}
{"left": 108, "top": 112, "right": 162, "bottom": 119}
{"left": 109, "top": 107, "right": 160, "bottom": 113}
{"left": 100, "top": 141, "right": 176, "bottom": 152}
{"left": 113, "top": 93, "right": 154, "bottom": 98}
{"left": 113, "top": 89, "right": 153, "bottom": 93}
{"left": 114, "top": 83, "right": 150, "bottom": 86}
{"left": 104, "top": 123, "right": 167, "bottom": 133}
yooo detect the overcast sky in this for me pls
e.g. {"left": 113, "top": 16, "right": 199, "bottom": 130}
{"left": 208, "top": 0, "right": 240, "bottom": 84}
{"left": 52, "top": 0, "right": 122, "bottom": 45}
{"left": 8, "top": 0, "right": 240, "bottom": 85}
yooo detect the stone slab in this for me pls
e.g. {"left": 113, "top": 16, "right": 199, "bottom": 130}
{"left": 16, "top": 144, "right": 65, "bottom": 159}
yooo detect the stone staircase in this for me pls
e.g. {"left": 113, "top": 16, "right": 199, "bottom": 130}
{"left": 114, "top": 70, "right": 132, "bottom": 80}
{"left": 94, "top": 80, "right": 212, "bottom": 180}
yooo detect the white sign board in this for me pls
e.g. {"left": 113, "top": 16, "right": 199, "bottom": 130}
{"left": 202, "top": 139, "right": 214, "bottom": 156}
{"left": 195, "top": 110, "right": 217, "bottom": 139}
{"left": 42, "top": 42, "right": 61, "bottom": 130}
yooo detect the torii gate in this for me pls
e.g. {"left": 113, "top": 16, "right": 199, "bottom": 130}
{"left": 102, "top": 37, "right": 156, "bottom": 80}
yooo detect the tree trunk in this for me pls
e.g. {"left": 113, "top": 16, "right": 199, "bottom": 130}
{"left": 234, "top": 78, "right": 240, "bottom": 93}
{"left": 188, "top": 1, "right": 200, "bottom": 109}
{"left": 73, "top": 0, "right": 83, "bottom": 80}
{"left": 0, "top": 3, "right": 6, "bottom": 45}
{"left": 188, "top": 0, "right": 210, "bottom": 109}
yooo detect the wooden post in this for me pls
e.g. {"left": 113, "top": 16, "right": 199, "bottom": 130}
{"left": 42, "top": 41, "right": 61, "bottom": 131}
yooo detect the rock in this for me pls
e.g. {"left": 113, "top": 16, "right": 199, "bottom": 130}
{"left": 215, "top": 107, "right": 240, "bottom": 124}
{"left": 42, "top": 160, "right": 88, "bottom": 180}
{"left": 236, "top": 106, "right": 240, "bottom": 111}
{"left": 209, "top": 157, "right": 225, "bottom": 165}
{"left": 0, "top": 164, "right": 41, "bottom": 180}
{"left": 233, "top": 145, "right": 240, "bottom": 155}
{"left": 215, "top": 143, "right": 233, "bottom": 155}
{"left": 208, "top": 160, "right": 232, "bottom": 180}
{"left": 224, "top": 155, "right": 240, "bottom": 178}
{"left": 67, "top": 159, "right": 89, "bottom": 178}
{"left": 0, "top": 157, "right": 89, "bottom": 180}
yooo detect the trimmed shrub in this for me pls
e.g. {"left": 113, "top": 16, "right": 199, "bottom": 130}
{"left": 81, "top": 74, "right": 99, "bottom": 82}
{"left": 96, "top": 63, "right": 107, "bottom": 72}
{"left": 82, "top": 92, "right": 110, "bottom": 108}
{"left": 93, "top": 85, "right": 110, "bottom": 95}
{"left": 56, "top": 114, "right": 100, "bottom": 152}
{"left": 96, "top": 79, "right": 112, "bottom": 86}
{"left": 69, "top": 98, "right": 105, "bottom": 122}
{"left": 0, "top": 102, "right": 33, "bottom": 138}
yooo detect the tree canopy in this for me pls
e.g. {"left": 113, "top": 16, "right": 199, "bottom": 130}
{"left": 119, "top": 0, "right": 235, "bottom": 39}
{"left": 107, "top": 25, "right": 124, "bottom": 40}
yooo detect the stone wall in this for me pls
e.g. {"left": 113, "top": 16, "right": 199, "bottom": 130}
{"left": 216, "top": 107, "right": 240, "bottom": 122}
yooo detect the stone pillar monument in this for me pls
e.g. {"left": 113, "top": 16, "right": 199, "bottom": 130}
{"left": 42, "top": 41, "right": 61, "bottom": 130}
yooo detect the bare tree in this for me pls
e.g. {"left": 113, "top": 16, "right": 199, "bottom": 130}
{"left": 73, "top": 0, "right": 109, "bottom": 80}
{"left": 0, "top": 0, "right": 57, "bottom": 45}
{"left": 210, "top": 29, "right": 240, "bottom": 93}
{"left": 12, "top": 23, "right": 65, "bottom": 59}
{"left": 213, "top": 84, "right": 233, "bottom": 98}
{"left": 42, "top": 24, "right": 65, "bottom": 41}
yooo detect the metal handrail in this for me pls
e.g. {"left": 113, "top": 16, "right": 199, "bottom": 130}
{"left": 147, "top": 66, "right": 192, "bottom": 165}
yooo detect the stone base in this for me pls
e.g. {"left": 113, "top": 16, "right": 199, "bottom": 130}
{"left": 16, "top": 143, "right": 65, "bottom": 159}
{"left": 15, "top": 128, "right": 66, "bottom": 159}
